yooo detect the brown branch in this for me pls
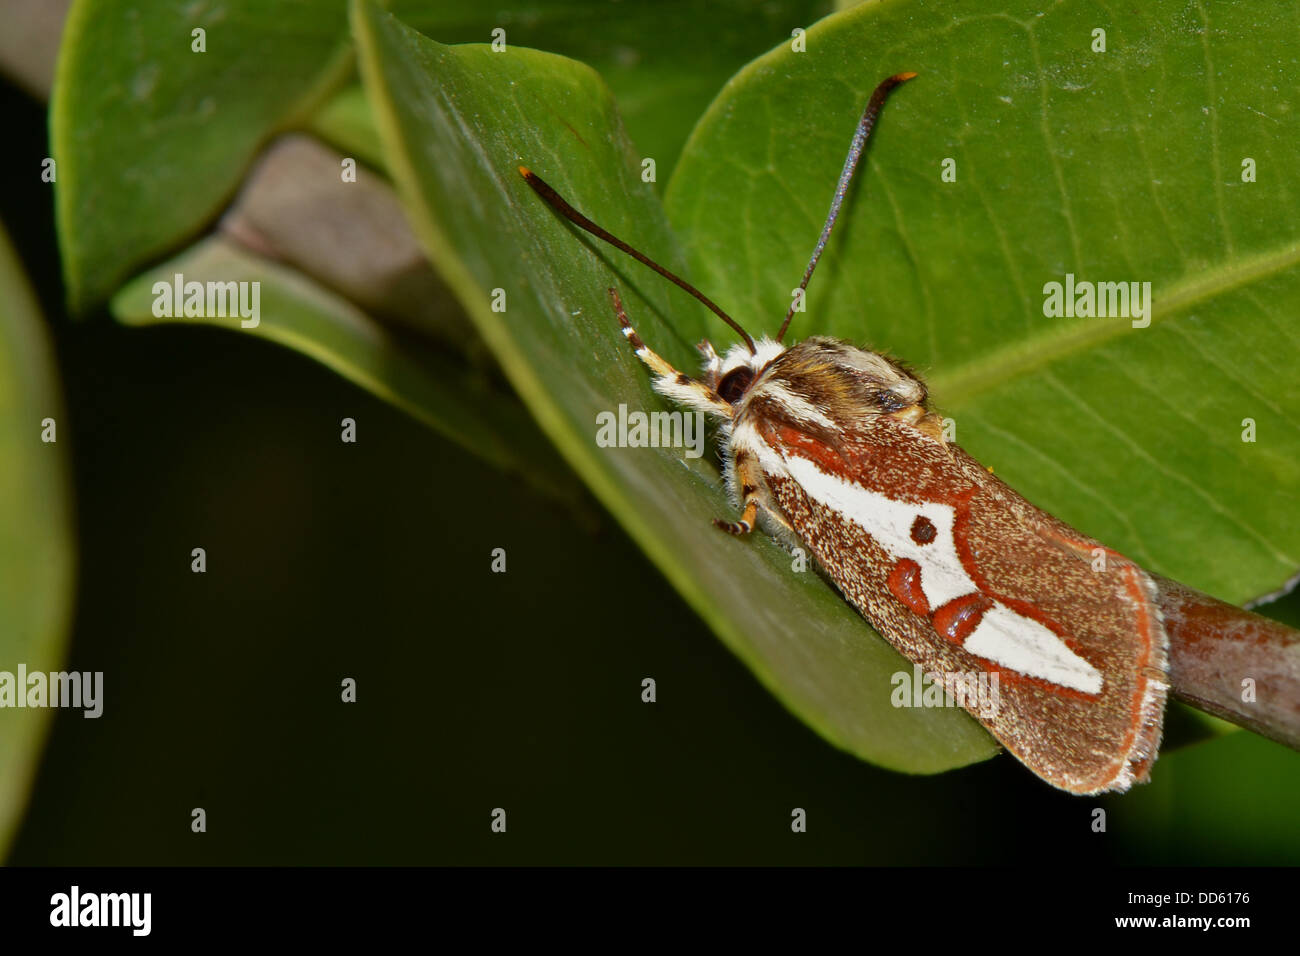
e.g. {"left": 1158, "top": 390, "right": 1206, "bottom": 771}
{"left": 1156, "top": 574, "right": 1300, "bottom": 750}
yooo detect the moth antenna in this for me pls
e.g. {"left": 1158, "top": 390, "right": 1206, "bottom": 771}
{"left": 518, "top": 166, "right": 757, "bottom": 354}
{"left": 776, "top": 71, "right": 917, "bottom": 343}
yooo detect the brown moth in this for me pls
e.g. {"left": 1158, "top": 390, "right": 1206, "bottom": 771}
{"left": 520, "top": 73, "right": 1168, "bottom": 794}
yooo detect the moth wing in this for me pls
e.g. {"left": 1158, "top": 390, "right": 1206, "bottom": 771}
{"left": 756, "top": 416, "right": 1168, "bottom": 794}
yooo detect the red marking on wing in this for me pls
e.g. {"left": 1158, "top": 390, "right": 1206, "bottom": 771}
{"left": 931, "top": 592, "right": 992, "bottom": 645}
{"left": 968, "top": 663, "right": 1099, "bottom": 702}
{"left": 947, "top": 500, "right": 1103, "bottom": 698}
{"left": 887, "top": 559, "right": 929, "bottom": 616}
{"left": 765, "top": 417, "right": 1121, "bottom": 704}
{"left": 771, "top": 426, "right": 852, "bottom": 477}
{"left": 1113, "top": 562, "right": 1161, "bottom": 767}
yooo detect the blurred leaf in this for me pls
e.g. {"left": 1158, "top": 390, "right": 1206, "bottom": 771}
{"left": 0, "top": 222, "right": 75, "bottom": 856}
{"left": 352, "top": 0, "right": 997, "bottom": 773}
{"left": 310, "top": 84, "right": 388, "bottom": 172}
{"left": 1119, "top": 730, "right": 1300, "bottom": 863}
{"left": 52, "top": 0, "right": 353, "bottom": 311}
{"left": 339, "top": 0, "right": 832, "bottom": 179}
{"left": 666, "top": 0, "right": 1300, "bottom": 605}
{"left": 111, "top": 236, "right": 579, "bottom": 502}
{"left": 216, "top": 133, "right": 483, "bottom": 354}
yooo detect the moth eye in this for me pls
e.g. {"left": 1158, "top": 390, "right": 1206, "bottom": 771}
{"left": 717, "top": 367, "right": 755, "bottom": 404}
{"left": 910, "top": 515, "right": 937, "bottom": 545}
{"left": 877, "top": 390, "right": 909, "bottom": 412}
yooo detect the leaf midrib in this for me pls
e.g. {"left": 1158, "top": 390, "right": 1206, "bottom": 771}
{"left": 929, "top": 238, "right": 1300, "bottom": 407}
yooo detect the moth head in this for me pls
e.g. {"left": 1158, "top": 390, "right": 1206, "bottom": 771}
{"left": 704, "top": 337, "right": 789, "bottom": 405}
{"left": 816, "top": 339, "right": 928, "bottom": 413}
{"left": 517, "top": 73, "right": 919, "bottom": 416}
{"left": 755, "top": 335, "right": 929, "bottom": 423}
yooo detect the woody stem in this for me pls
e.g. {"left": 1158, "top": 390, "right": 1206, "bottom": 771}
{"left": 1156, "top": 574, "right": 1300, "bottom": 751}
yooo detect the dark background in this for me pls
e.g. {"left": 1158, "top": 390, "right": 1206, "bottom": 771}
{"left": 4, "top": 73, "right": 1299, "bottom": 866}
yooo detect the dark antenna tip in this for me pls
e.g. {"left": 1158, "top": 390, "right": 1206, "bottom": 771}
{"left": 518, "top": 165, "right": 756, "bottom": 353}
{"left": 776, "top": 71, "right": 917, "bottom": 343}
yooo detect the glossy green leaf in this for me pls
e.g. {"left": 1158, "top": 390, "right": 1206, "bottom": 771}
{"left": 52, "top": 0, "right": 352, "bottom": 311}
{"left": 352, "top": 0, "right": 997, "bottom": 773}
{"left": 315, "top": 2, "right": 835, "bottom": 182}
{"left": 0, "top": 222, "right": 75, "bottom": 855}
{"left": 111, "top": 237, "right": 579, "bottom": 502}
{"left": 385, "top": 0, "right": 833, "bottom": 177}
{"left": 666, "top": 0, "right": 1300, "bottom": 605}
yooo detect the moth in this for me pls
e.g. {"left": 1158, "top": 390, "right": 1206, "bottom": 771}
{"left": 519, "top": 72, "right": 1168, "bottom": 794}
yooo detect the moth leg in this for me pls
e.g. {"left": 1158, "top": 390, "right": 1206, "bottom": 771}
{"left": 607, "top": 287, "right": 732, "bottom": 419}
{"left": 712, "top": 449, "right": 760, "bottom": 536}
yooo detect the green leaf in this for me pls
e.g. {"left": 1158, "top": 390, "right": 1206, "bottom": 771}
{"left": 0, "top": 221, "right": 75, "bottom": 856}
{"left": 110, "top": 237, "right": 579, "bottom": 502}
{"left": 352, "top": 0, "right": 997, "bottom": 773}
{"left": 666, "top": 0, "right": 1300, "bottom": 605}
{"left": 1122, "top": 729, "right": 1300, "bottom": 863}
{"left": 311, "top": 84, "right": 388, "bottom": 172}
{"left": 52, "top": 0, "right": 353, "bottom": 311}
{"left": 385, "top": 0, "right": 834, "bottom": 177}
